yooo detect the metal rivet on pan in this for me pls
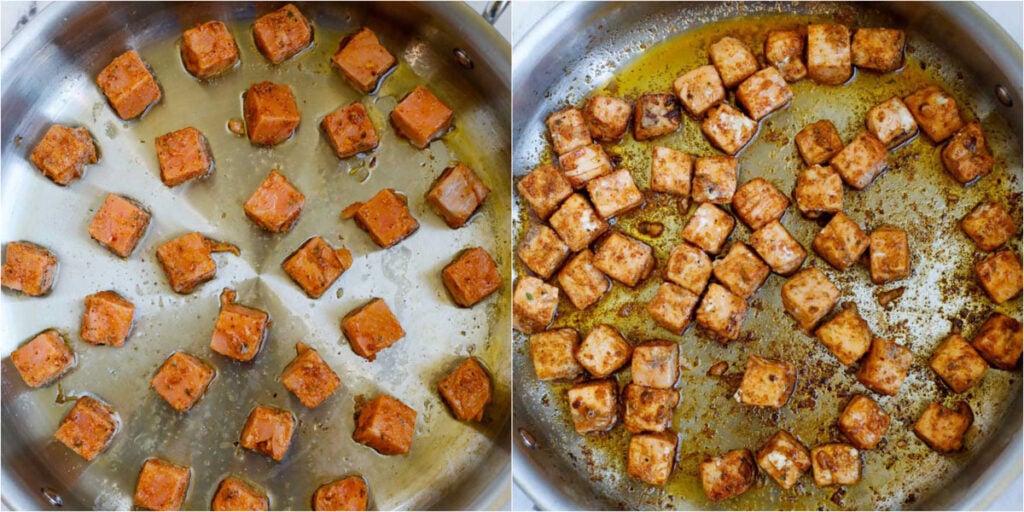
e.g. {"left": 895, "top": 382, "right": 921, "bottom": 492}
{"left": 995, "top": 85, "right": 1013, "bottom": 107}
{"left": 519, "top": 427, "right": 539, "bottom": 449}
{"left": 453, "top": 48, "right": 474, "bottom": 70}
{"left": 41, "top": 487, "right": 63, "bottom": 507}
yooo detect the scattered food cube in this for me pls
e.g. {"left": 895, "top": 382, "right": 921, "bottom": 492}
{"left": 709, "top": 36, "right": 758, "bottom": 88}
{"left": 244, "top": 170, "right": 305, "bottom": 233}
{"left": 692, "top": 156, "right": 738, "bottom": 204}
{"left": 650, "top": 146, "right": 693, "bottom": 196}
{"left": 133, "top": 458, "right": 190, "bottom": 510}
{"left": 838, "top": 394, "right": 890, "bottom": 450}
{"left": 88, "top": 193, "right": 151, "bottom": 257}
{"left": 151, "top": 351, "right": 216, "bottom": 412}
{"left": 593, "top": 231, "right": 656, "bottom": 287}
{"left": 623, "top": 384, "right": 679, "bottom": 434}
{"left": 341, "top": 298, "right": 405, "bottom": 361}
{"left": 2, "top": 241, "right": 58, "bottom": 296}
{"left": 749, "top": 220, "right": 807, "bottom": 275}
{"left": 10, "top": 329, "right": 74, "bottom": 388}
{"left": 391, "top": 85, "right": 454, "bottom": 148}
{"left": 353, "top": 395, "right": 416, "bottom": 455}
{"left": 857, "top": 337, "right": 914, "bottom": 396}
{"left": 282, "top": 236, "right": 353, "bottom": 299}
{"left": 700, "top": 449, "right": 757, "bottom": 501}
{"left": 529, "top": 328, "right": 583, "bottom": 380}
{"left": 155, "top": 126, "right": 213, "bottom": 187}
{"left": 557, "top": 249, "right": 609, "bottom": 310}
{"left": 586, "top": 168, "right": 644, "bottom": 219}
{"left": 252, "top": 3, "right": 312, "bottom": 63}
{"left": 516, "top": 164, "right": 573, "bottom": 220}
{"left": 941, "top": 121, "right": 995, "bottom": 184}
{"left": 442, "top": 247, "right": 501, "bottom": 307}
{"left": 332, "top": 27, "right": 396, "bottom": 92}
{"left": 815, "top": 305, "right": 872, "bottom": 365}
{"left": 633, "top": 93, "right": 681, "bottom": 141}
{"left": 781, "top": 267, "right": 840, "bottom": 331}
{"left": 211, "top": 288, "right": 270, "bottom": 362}
{"left": 732, "top": 178, "right": 789, "bottom": 230}
{"left": 546, "top": 107, "right": 592, "bottom": 155}
{"left": 806, "top": 24, "right": 852, "bottom": 85}
{"left": 869, "top": 225, "right": 911, "bottom": 284}
{"left": 632, "top": 340, "right": 679, "bottom": 389}
{"left": 712, "top": 242, "right": 769, "bottom": 299}
{"left": 734, "top": 355, "right": 796, "bottom": 408}
{"left": 972, "top": 313, "right": 1023, "bottom": 370}
{"left": 81, "top": 290, "right": 135, "bottom": 347}
{"left": 517, "top": 225, "right": 570, "bottom": 279}
{"left": 794, "top": 164, "right": 843, "bottom": 218}
{"left": 810, "top": 443, "right": 861, "bottom": 486}
{"left": 576, "top": 324, "right": 631, "bottom": 377}
{"left": 696, "top": 283, "right": 748, "bottom": 341}
{"left": 240, "top": 405, "right": 296, "bottom": 461}
{"left": 904, "top": 85, "right": 964, "bottom": 143}
{"left": 29, "top": 125, "right": 98, "bottom": 185}
{"left": 930, "top": 334, "right": 988, "bottom": 393}
{"left": 96, "top": 50, "right": 161, "bottom": 119}
{"left": 549, "top": 193, "right": 609, "bottom": 252}
{"left": 567, "top": 379, "right": 619, "bottom": 433}
{"left": 736, "top": 67, "right": 793, "bottom": 120}
{"left": 558, "top": 143, "right": 613, "bottom": 189}
{"left": 437, "top": 357, "right": 492, "bottom": 422}
{"left": 647, "top": 282, "right": 700, "bottom": 335}
{"left": 975, "top": 250, "right": 1023, "bottom": 303}
{"left": 583, "top": 95, "right": 632, "bottom": 142}
{"left": 345, "top": 188, "right": 420, "bottom": 248}
{"left": 427, "top": 162, "right": 490, "bottom": 229}
{"left": 244, "top": 81, "right": 300, "bottom": 146}
{"left": 155, "top": 232, "right": 238, "bottom": 294}
{"left": 513, "top": 276, "right": 559, "bottom": 334}
{"left": 756, "top": 430, "right": 811, "bottom": 490}
{"left": 321, "top": 102, "right": 379, "bottom": 159}
{"left": 866, "top": 97, "right": 917, "bottom": 148}
{"left": 913, "top": 401, "right": 973, "bottom": 453}
{"left": 664, "top": 242, "right": 712, "bottom": 294}
{"left": 281, "top": 343, "right": 341, "bottom": 409}
{"left": 313, "top": 477, "right": 368, "bottom": 512}
{"left": 54, "top": 396, "right": 118, "bottom": 461}
{"left": 764, "top": 30, "right": 807, "bottom": 82}
{"left": 212, "top": 476, "right": 268, "bottom": 512}
{"left": 181, "top": 20, "right": 239, "bottom": 79}
{"left": 673, "top": 65, "right": 726, "bottom": 117}
{"left": 851, "top": 27, "right": 905, "bottom": 72}
{"left": 682, "top": 203, "right": 736, "bottom": 255}
{"left": 961, "top": 201, "right": 1017, "bottom": 251}
{"left": 831, "top": 131, "right": 888, "bottom": 189}
{"left": 628, "top": 431, "right": 678, "bottom": 486}
{"left": 701, "top": 103, "right": 757, "bottom": 155}
{"left": 812, "top": 211, "right": 869, "bottom": 271}
{"left": 795, "top": 120, "right": 844, "bottom": 166}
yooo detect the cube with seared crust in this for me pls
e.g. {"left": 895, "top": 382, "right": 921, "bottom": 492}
{"left": 633, "top": 93, "right": 681, "bottom": 141}
{"left": 313, "top": 477, "right": 367, "bottom": 512}
{"left": 905, "top": 85, "right": 964, "bottom": 143}
{"left": 813, "top": 211, "right": 869, "bottom": 271}
{"left": 391, "top": 86, "right": 454, "bottom": 149}
{"left": 734, "top": 355, "right": 796, "bottom": 408}
{"left": 795, "top": 120, "right": 843, "bottom": 166}
{"left": 211, "top": 289, "right": 270, "bottom": 362}
{"left": 673, "top": 65, "right": 726, "bottom": 117}
{"left": 546, "top": 107, "right": 592, "bottom": 155}
{"left": 97, "top": 50, "right": 161, "bottom": 120}
{"left": 133, "top": 458, "right": 190, "bottom": 511}
{"left": 567, "top": 379, "right": 619, "bottom": 433}
{"left": 972, "top": 313, "right": 1023, "bottom": 370}
{"left": 437, "top": 357, "right": 491, "bottom": 422}
{"left": 442, "top": 247, "right": 501, "bottom": 308}
{"left": 89, "top": 193, "right": 151, "bottom": 258}
{"left": 869, "top": 225, "right": 911, "bottom": 284}
{"left": 55, "top": 396, "right": 118, "bottom": 461}
{"left": 664, "top": 242, "right": 712, "bottom": 294}
{"left": 332, "top": 27, "right": 396, "bottom": 92}
{"left": 806, "top": 24, "right": 852, "bottom": 85}
{"left": 632, "top": 341, "right": 679, "bottom": 389}
{"left": 713, "top": 242, "right": 769, "bottom": 299}
{"left": 623, "top": 384, "right": 679, "bottom": 434}
{"left": 155, "top": 127, "right": 213, "bottom": 187}
{"left": 282, "top": 343, "right": 341, "bottom": 409}
{"left": 81, "top": 290, "right": 135, "bottom": 346}
{"left": 576, "top": 324, "right": 631, "bottom": 377}
{"left": 513, "top": 276, "right": 559, "bottom": 334}
{"left": 765, "top": 30, "right": 807, "bottom": 82}
{"left": 151, "top": 351, "right": 215, "bottom": 412}
{"left": 756, "top": 430, "right": 811, "bottom": 490}
{"left": 156, "top": 232, "right": 238, "bottom": 294}
{"left": 831, "top": 131, "right": 888, "bottom": 190}
{"left": 11, "top": 329, "right": 75, "bottom": 388}
{"left": 559, "top": 144, "right": 612, "bottom": 189}
{"left": 529, "top": 328, "right": 583, "bottom": 380}
{"left": 709, "top": 37, "right": 758, "bottom": 88}
{"left": 930, "top": 334, "right": 988, "bottom": 393}
{"left": 866, "top": 97, "right": 917, "bottom": 148}
{"left": 682, "top": 203, "right": 736, "bottom": 255}
{"left": 212, "top": 477, "right": 268, "bottom": 512}
{"left": 628, "top": 431, "right": 678, "bottom": 486}
{"left": 517, "top": 164, "right": 573, "bottom": 220}
{"left": 942, "top": 122, "right": 995, "bottom": 184}
{"left": 549, "top": 193, "right": 609, "bottom": 252}
{"left": 852, "top": 28, "right": 905, "bottom": 72}
{"left": 321, "top": 102, "right": 379, "bottom": 159}
{"left": 517, "top": 225, "right": 570, "bottom": 279}
{"left": 794, "top": 165, "right": 843, "bottom": 218}
{"left": 702, "top": 103, "right": 757, "bottom": 155}
{"left": 181, "top": 21, "right": 239, "bottom": 79}
{"left": 341, "top": 298, "right": 405, "bottom": 361}
{"left": 838, "top": 394, "right": 890, "bottom": 450}
{"left": 857, "top": 337, "right": 914, "bottom": 396}
{"left": 815, "top": 306, "right": 872, "bottom": 366}
{"left": 736, "top": 67, "right": 793, "bottom": 120}
{"left": 558, "top": 250, "right": 609, "bottom": 310}
{"left": 732, "top": 178, "right": 789, "bottom": 230}
{"left": 244, "top": 170, "right": 305, "bottom": 233}
{"left": 583, "top": 95, "right": 632, "bottom": 142}
{"left": 976, "top": 250, "right": 1023, "bottom": 303}
{"left": 700, "top": 449, "right": 756, "bottom": 501}
{"left": 283, "top": 236, "right": 353, "bottom": 299}
{"left": 749, "top": 220, "right": 807, "bottom": 275}
{"left": 961, "top": 202, "right": 1016, "bottom": 251}
{"left": 244, "top": 81, "right": 300, "bottom": 146}
{"left": 781, "top": 267, "right": 840, "bottom": 331}
{"left": 810, "top": 443, "right": 861, "bottom": 486}
{"left": 353, "top": 395, "right": 416, "bottom": 455}
{"left": 29, "top": 124, "right": 98, "bottom": 186}
{"left": 650, "top": 146, "right": 693, "bottom": 196}
{"left": 693, "top": 156, "right": 738, "bottom": 204}
{"left": 913, "top": 401, "right": 973, "bottom": 453}
{"left": 587, "top": 168, "right": 644, "bottom": 219}
{"left": 252, "top": 4, "right": 312, "bottom": 63}
{"left": 696, "top": 283, "right": 747, "bottom": 341}
{"left": 593, "top": 232, "right": 655, "bottom": 287}
{"left": 647, "top": 282, "right": 700, "bottom": 335}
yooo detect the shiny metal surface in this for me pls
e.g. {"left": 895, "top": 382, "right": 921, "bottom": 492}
{"left": 512, "top": 2, "right": 1022, "bottom": 510}
{"left": 1, "top": 2, "right": 510, "bottom": 510}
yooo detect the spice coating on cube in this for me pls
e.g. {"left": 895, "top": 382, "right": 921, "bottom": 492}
{"left": 513, "top": 276, "right": 559, "bottom": 334}
{"left": 869, "top": 225, "right": 911, "bottom": 284}
{"left": 341, "top": 298, "right": 405, "bottom": 361}
{"left": 151, "top": 351, "right": 216, "bottom": 412}
{"left": 732, "top": 178, "right": 789, "bottom": 230}
{"left": 313, "top": 477, "right": 368, "bottom": 512}
{"left": 133, "top": 458, "right": 190, "bottom": 511}
{"left": 810, "top": 443, "right": 861, "bottom": 486}
{"left": 548, "top": 193, "right": 609, "bottom": 252}
{"left": 586, "top": 168, "right": 644, "bottom": 219}
{"left": 240, "top": 405, "right": 296, "bottom": 461}
{"left": 244, "top": 170, "right": 305, "bottom": 232}
{"left": 852, "top": 28, "right": 905, "bottom": 72}
{"left": 88, "top": 193, "right": 151, "bottom": 257}
{"left": 806, "top": 24, "right": 852, "bottom": 85}
{"left": 701, "top": 103, "right": 757, "bottom": 156}
{"left": 764, "top": 30, "right": 807, "bottom": 82}
{"left": 815, "top": 306, "right": 872, "bottom": 366}
{"left": 709, "top": 37, "right": 758, "bottom": 88}
{"left": 2, "top": 241, "right": 59, "bottom": 296}
{"left": 54, "top": 396, "right": 118, "bottom": 461}
{"left": 838, "top": 394, "right": 890, "bottom": 450}
{"left": 211, "top": 288, "right": 270, "bottom": 362}
{"left": 831, "top": 131, "right": 888, "bottom": 190}
{"left": 29, "top": 125, "right": 98, "bottom": 185}
{"left": 712, "top": 242, "right": 769, "bottom": 299}
{"left": 546, "top": 107, "right": 592, "bottom": 155}
{"left": 972, "top": 313, "right": 1023, "bottom": 370}
{"left": 557, "top": 249, "right": 609, "bottom": 311}
{"left": 696, "top": 282, "right": 748, "bottom": 342}
{"left": 576, "top": 324, "right": 631, "bottom": 377}
{"left": 794, "top": 164, "right": 843, "bottom": 218}
{"left": 529, "top": 328, "right": 583, "bottom": 381}
{"left": 244, "top": 81, "right": 301, "bottom": 146}
{"left": 558, "top": 143, "right": 613, "bottom": 188}
{"left": 155, "top": 127, "right": 213, "bottom": 187}
{"left": 795, "top": 120, "right": 843, "bottom": 166}
{"left": 156, "top": 233, "right": 239, "bottom": 294}
{"left": 593, "top": 231, "right": 656, "bottom": 287}
{"left": 623, "top": 384, "right": 679, "bottom": 434}
{"left": 427, "top": 162, "right": 490, "bottom": 229}
{"left": 647, "top": 282, "right": 700, "bottom": 335}
{"left": 632, "top": 340, "right": 679, "bottom": 389}
{"left": 628, "top": 431, "right": 678, "bottom": 486}
{"left": 650, "top": 146, "right": 693, "bottom": 196}
{"left": 930, "top": 334, "right": 988, "bottom": 393}
{"left": 391, "top": 85, "right": 454, "bottom": 149}
{"left": 734, "top": 355, "right": 797, "bottom": 408}
{"left": 353, "top": 394, "right": 417, "bottom": 455}
{"left": 442, "top": 247, "right": 501, "bottom": 307}
{"left": 321, "top": 102, "right": 379, "bottom": 159}
{"left": 633, "top": 93, "right": 681, "bottom": 141}
{"left": 346, "top": 188, "right": 420, "bottom": 248}
{"left": 673, "top": 65, "right": 726, "bottom": 117}
{"left": 81, "top": 290, "right": 135, "bottom": 347}
{"left": 756, "top": 430, "right": 811, "bottom": 490}
{"left": 913, "top": 401, "right": 973, "bottom": 453}
{"left": 961, "top": 202, "right": 1017, "bottom": 251}
{"left": 736, "top": 67, "right": 793, "bottom": 120}
{"left": 96, "top": 50, "right": 161, "bottom": 120}
{"left": 942, "top": 122, "right": 995, "bottom": 184}
{"left": 517, "top": 224, "right": 570, "bottom": 279}
{"left": 332, "top": 27, "right": 396, "bottom": 92}
{"left": 857, "top": 337, "right": 914, "bottom": 396}
{"left": 904, "top": 85, "right": 964, "bottom": 143}
{"left": 438, "top": 357, "right": 492, "bottom": 422}
{"left": 282, "top": 343, "right": 341, "bottom": 409}
{"left": 567, "top": 379, "right": 619, "bottom": 433}
{"left": 692, "top": 156, "right": 738, "bottom": 204}
{"left": 11, "top": 329, "right": 74, "bottom": 388}
{"left": 866, "top": 97, "right": 918, "bottom": 148}
{"left": 812, "top": 211, "right": 869, "bottom": 271}
{"left": 282, "top": 236, "right": 353, "bottom": 299}
{"left": 252, "top": 4, "right": 312, "bottom": 64}
{"left": 181, "top": 21, "right": 240, "bottom": 79}
{"left": 781, "top": 267, "right": 840, "bottom": 331}
{"left": 976, "top": 250, "right": 1023, "bottom": 304}
{"left": 583, "top": 94, "right": 632, "bottom": 142}
{"left": 749, "top": 220, "right": 807, "bottom": 276}
{"left": 664, "top": 242, "right": 712, "bottom": 295}
{"left": 516, "top": 164, "right": 573, "bottom": 220}
{"left": 700, "top": 449, "right": 757, "bottom": 501}
{"left": 212, "top": 476, "right": 269, "bottom": 511}
{"left": 682, "top": 203, "right": 735, "bottom": 255}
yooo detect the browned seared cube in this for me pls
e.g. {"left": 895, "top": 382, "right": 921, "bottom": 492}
{"left": 341, "top": 298, "right": 405, "bottom": 361}
{"left": 976, "top": 250, "right": 1023, "bottom": 304}
{"left": 632, "top": 341, "right": 679, "bottom": 389}
{"left": 10, "top": 329, "right": 74, "bottom": 388}
{"left": 427, "top": 163, "right": 490, "bottom": 229}
{"left": 97, "top": 50, "right": 161, "bottom": 120}
{"left": 150, "top": 351, "right": 216, "bottom": 412}
{"left": 905, "top": 85, "right": 964, "bottom": 143}
{"left": 438, "top": 357, "right": 492, "bottom": 422}
{"left": 567, "top": 379, "right": 619, "bottom": 433}
{"left": 54, "top": 396, "right": 118, "bottom": 461}
{"left": 857, "top": 337, "right": 914, "bottom": 396}
{"left": 240, "top": 405, "right": 296, "bottom": 461}
{"left": 781, "top": 267, "right": 840, "bottom": 331}
{"left": 282, "top": 343, "right": 341, "bottom": 409}
{"left": 212, "top": 476, "right": 268, "bottom": 511}
{"left": 593, "top": 231, "right": 655, "bottom": 287}
{"left": 700, "top": 449, "right": 756, "bottom": 501}
{"left": 806, "top": 24, "right": 852, "bottom": 85}
{"left": 81, "top": 290, "right": 135, "bottom": 347}
{"left": 321, "top": 102, "right": 379, "bottom": 159}
{"left": 558, "top": 143, "right": 612, "bottom": 189}
{"left": 516, "top": 164, "right": 573, "bottom": 220}
{"left": 628, "top": 431, "right": 678, "bottom": 486}
{"left": 665, "top": 242, "right": 712, "bottom": 294}
{"left": 2, "top": 241, "right": 58, "bottom": 296}
{"left": 813, "top": 211, "right": 869, "bottom": 271}
{"left": 332, "top": 27, "right": 396, "bottom": 92}
{"left": 576, "top": 324, "right": 631, "bottom": 377}
{"left": 942, "top": 122, "right": 995, "bottom": 184}
{"left": 282, "top": 236, "right": 353, "bottom": 299}
{"left": 930, "top": 334, "right": 988, "bottom": 393}
{"left": 211, "top": 288, "right": 270, "bottom": 362}
{"left": 831, "top": 131, "right": 888, "bottom": 190}
{"left": 391, "top": 85, "right": 454, "bottom": 149}
{"left": 623, "top": 384, "right": 679, "bottom": 434}
{"left": 587, "top": 168, "right": 644, "bottom": 219}
{"left": 696, "top": 283, "right": 747, "bottom": 341}
{"left": 750, "top": 220, "right": 807, "bottom": 276}
{"left": 795, "top": 120, "right": 843, "bottom": 166}
{"left": 633, "top": 93, "right": 681, "bottom": 141}
{"left": 972, "top": 313, "right": 1023, "bottom": 370}
{"left": 709, "top": 37, "right": 758, "bottom": 88}
{"left": 442, "top": 247, "right": 501, "bottom": 307}
{"left": 852, "top": 28, "right": 904, "bottom": 72}
{"left": 529, "top": 328, "right": 583, "bottom": 381}
{"left": 913, "top": 401, "right": 973, "bottom": 453}
{"left": 692, "top": 156, "right": 738, "bottom": 204}
{"left": 756, "top": 430, "right": 811, "bottom": 490}
{"left": 838, "top": 394, "right": 890, "bottom": 450}
{"left": 546, "top": 107, "right": 592, "bottom": 155}
{"left": 650, "top": 146, "right": 693, "bottom": 196}
{"left": 673, "top": 65, "right": 726, "bottom": 117}
{"left": 702, "top": 103, "right": 757, "bottom": 155}
{"left": 866, "top": 97, "right": 918, "bottom": 148}
{"left": 869, "top": 225, "right": 910, "bottom": 284}
{"left": 353, "top": 394, "right": 416, "bottom": 455}
{"left": 583, "top": 95, "right": 632, "bottom": 142}
{"left": 156, "top": 232, "right": 238, "bottom": 294}
{"left": 794, "top": 164, "right": 843, "bottom": 218}
{"left": 647, "top": 282, "right": 700, "bottom": 335}
{"left": 549, "top": 193, "right": 609, "bottom": 252}
{"left": 810, "top": 444, "right": 861, "bottom": 486}
{"left": 961, "top": 202, "right": 1017, "bottom": 251}
{"left": 253, "top": 4, "right": 312, "bottom": 63}
{"left": 155, "top": 127, "right": 213, "bottom": 187}
{"left": 732, "top": 178, "right": 789, "bottom": 230}
{"left": 181, "top": 21, "right": 239, "bottom": 79}
{"left": 558, "top": 250, "right": 609, "bottom": 310}
{"left": 88, "top": 193, "right": 151, "bottom": 257}
{"left": 764, "top": 30, "right": 807, "bottom": 82}
{"left": 737, "top": 67, "right": 793, "bottom": 120}
{"left": 347, "top": 188, "right": 420, "bottom": 248}
{"left": 815, "top": 306, "right": 872, "bottom": 366}
{"left": 133, "top": 458, "right": 190, "bottom": 510}
{"left": 713, "top": 242, "right": 769, "bottom": 299}
{"left": 313, "top": 477, "right": 368, "bottom": 512}
{"left": 734, "top": 355, "right": 796, "bottom": 408}
{"left": 244, "top": 81, "right": 301, "bottom": 146}
{"left": 513, "top": 276, "right": 559, "bottom": 334}
{"left": 29, "top": 125, "right": 98, "bottom": 185}
{"left": 244, "top": 170, "right": 305, "bottom": 233}
{"left": 517, "top": 225, "right": 570, "bottom": 279}
{"left": 682, "top": 203, "right": 735, "bottom": 255}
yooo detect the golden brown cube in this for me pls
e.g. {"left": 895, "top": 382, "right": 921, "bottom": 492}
{"left": 866, "top": 97, "right": 918, "bottom": 148}
{"left": 282, "top": 343, "right": 341, "bottom": 409}
{"left": 88, "top": 193, "right": 151, "bottom": 258}
{"left": 628, "top": 431, "right": 678, "bottom": 486}
{"left": 557, "top": 249, "right": 609, "bottom": 310}
{"left": 442, "top": 247, "right": 501, "bottom": 308}
{"left": 732, "top": 178, "right": 789, "bottom": 230}
{"left": 673, "top": 65, "right": 726, "bottom": 117}
{"left": 701, "top": 103, "right": 757, "bottom": 155}
{"left": 567, "top": 379, "right": 618, "bottom": 433}
{"left": 437, "top": 357, "right": 492, "bottom": 422}
{"left": 781, "top": 267, "right": 840, "bottom": 331}
{"left": 756, "top": 430, "right": 811, "bottom": 490}
{"left": 10, "top": 329, "right": 75, "bottom": 388}
{"left": 736, "top": 67, "right": 793, "bottom": 120}
{"left": 838, "top": 394, "right": 890, "bottom": 450}
{"left": 583, "top": 94, "right": 632, "bottom": 142}
{"left": 633, "top": 93, "right": 681, "bottom": 141}
{"left": 961, "top": 202, "right": 1017, "bottom": 252}
{"left": 806, "top": 24, "right": 852, "bottom": 85}
{"left": 852, "top": 28, "right": 905, "bottom": 72}
{"left": 516, "top": 164, "right": 573, "bottom": 220}
{"left": 734, "top": 355, "right": 796, "bottom": 408}
{"left": 212, "top": 476, "right": 268, "bottom": 511}
{"left": 548, "top": 193, "right": 609, "bottom": 252}
{"left": 181, "top": 20, "right": 240, "bottom": 79}
{"left": 29, "top": 125, "right": 98, "bottom": 185}
{"left": 913, "top": 401, "right": 973, "bottom": 453}
{"left": 692, "top": 156, "right": 738, "bottom": 205}
{"left": 764, "top": 30, "right": 807, "bottom": 82}
{"left": 905, "top": 85, "right": 964, "bottom": 143}
{"left": 517, "top": 224, "right": 570, "bottom": 279}
{"left": 586, "top": 168, "right": 644, "bottom": 219}
{"left": 155, "top": 127, "right": 213, "bottom": 187}
{"left": 664, "top": 242, "right": 712, "bottom": 294}
{"left": 709, "top": 37, "right": 758, "bottom": 88}
{"left": 972, "top": 313, "right": 1023, "bottom": 370}
{"left": 795, "top": 120, "right": 843, "bottom": 166}
{"left": 546, "top": 107, "right": 592, "bottom": 155}
{"left": 558, "top": 143, "right": 612, "bottom": 189}
{"left": 976, "top": 250, "right": 1023, "bottom": 304}
{"left": 831, "top": 131, "right": 888, "bottom": 190}
{"left": 150, "top": 351, "right": 216, "bottom": 412}
{"left": 942, "top": 122, "right": 995, "bottom": 184}
{"left": 930, "top": 334, "right": 988, "bottom": 393}
{"left": 631, "top": 340, "right": 679, "bottom": 389}
{"left": 869, "top": 225, "right": 911, "bottom": 284}
{"left": 712, "top": 242, "right": 769, "bottom": 299}
{"left": 794, "top": 164, "right": 843, "bottom": 218}
{"left": 210, "top": 289, "right": 269, "bottom": 362}
{"left": 623, "top": 384, "right": 679, "bottom": 434}
{"left": 647, "top": 282, "right": 699, "bottom": 335}
{"left": 810, "top": 443, "right": 861, "bottom": 486}
{"left": 813, "top": 211, "right": 869, "bottom": 271}
{"left": 593, "top": 231, "right": 656, "bottom": 287}
{"left": 252, "top": 4, "right": 312, "bottom": 63}
{"left": 700, "top": 449, "right": 756, "bottom": 501}
{"left": 576, "top": 324, "right": 631, "bottom": 378}
{"left": 96, "top": 50, "right": 161, "bottom": 120}
{"left": 682, "top": 203, "right": 735, "bottom": 255}
{"left": 857, "top": 337, "right": 914, "bottom": 396}
{"left": 815, "top": 306, "right": 872, "bottom": 366}
{"left": 80, "top": 290, "right": 135, "bottom": 347}
{"left": 282, "top": 236, "right": 353, "bottom": 299}
{"left": 696, "top": 283, "right": 747, "bottom": 341}
{"left": 54, "top": 396, "right": 118, "bottom": 461}
{"left": 749, "top": 220, "right": 807, "bottom": 276}
{"left": 353, "top": 395, "right": 416, "bottom": 455}
{"left": 650, "top": 146, "right": 693, "bottom": 196}
{"left": 313, "top": 477, "right": 368, "bottom": 512}
{"left": 332, "top": 27, "right": 396, "bottom": 93}
{"left": 513, "top": 276, "right": 559, "bottom": 334}
{"left": 133, "top": 458, "right": 190, "bottom": 511}
{"left": 529, "top": 328, "right": 583, "bottom": 381}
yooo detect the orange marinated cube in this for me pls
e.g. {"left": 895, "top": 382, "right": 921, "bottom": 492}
{"left": 156, "top": 232, "right": 239, "bottom": 294}
{"left": 353, "top": 394, "right": 417, "bottom": 455}
{"left": 700, "top": 449, "right": 757, "bottom": 501}
{"left": 664, "top": 242, "right": 712, "bottom": 295}
{"left": 794, "top": 164, "right": 843, "bottom": 219}
{"left": 345, "top": 189, "right": 420, "bottom": 248}
{"left": 212, "top": 476, "right": 269, "bottom": 511}
{"left": 244, "top": 81, "right": 301, "bottom": 146}
{"left": 321, "top": 102, "right": 379, "bottom": 159}
{"left": 559, "top": 144, "right": 613, "bottom": 188}
{"left": 96, "top": 50, "right": 161, "bottom": 120}
{"left": 976, "top": 250, "right": 1023, "bottom": 304}
{"left": 736, "top": 67, "right": 793, "bottom": 120}
{"left": 240, "top": 405, "right": 296, "bottom": 461}
{"left": 972, "top": 313, "right": 1023, "bottom": 370}
{"left": 442, "top": 247, "right": 501, "bottom": 307}
{"left": 54, "top": 396, "right": 118, "bottom": 461}
{"left": 913, "top": 401, "right": 973, "bottom": 453}
{"left": 815, "top": 306, "right": 872, "bottom": 366}
{"left": 341, "top": 298, "right": 406, "bottom": 361}
{"left": 150, "top": 351, "right": 216, "bottom": 412}
{"left": 692, "top": 156, "right": 738, "bottom": 205}
{"left": 210, "top": 288, "right": 270, "bottom": 362}
{"left": 438, "top": 357, "right": 492, "bottom": 422}
{"left": 586, "top": 168, "right": 644, "bottom": 219}
{"left": 29, "top": 124, "right": 97, "bottom": 185}
{"left": 133, "top": 458, "right": 190, "bottom": 511}
{"left": 155, "top": 127, "right": 213, "bottom": 187}
{"left": 80, "top": 290, "right": 135, "bottom": 347}
{"left": 252, "top": 4, "right": 312, "bottom": 63}
{"left": 831, "top": 131, "right": 888, "bottom": 190}
{"left": 391, "top": 85, "right": 454, "bottom": 149}
{"left": 427, "top": 163, "right": 491, "bottom": 229}
{"left": 244, "top": 170, "right": 306, "bottom": 233}
{"left": 181, "top": 21, "right": 240, "bottom": 79}
{"left": 282, "top": 342, "right": 341, "bottom": 408}
{"left": 548, "top": 194, "right": 608, "bottom": 252}
{"left": 650, "top": 146, "right": 693, "bottom": 196}
{"left": 88, "top": 193, "right": 151, "bottom": 258}
{"left": 332, "top": 27, "right": 396, "bottom": 92}
{"left": 2, "top": 241, "right": 58, "bottom": 296}
{"left": 313, "top": 477, "right": 368, "bottom": 511}
{"left": 10, "top": 329, "right": 74, "bottom": 388}
{"left": 282, "top": 236, "right": 353, "bottom": 299}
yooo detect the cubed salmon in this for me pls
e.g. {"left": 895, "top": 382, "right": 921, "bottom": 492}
{"left": 88, "top": 193, "right": 151, "bottom": 258}
{"left": 391, "top": 85, "right": 454, "bottom": 149}
{"left": 345, "top": 189, "right": 420, "bottom": 248}
{"left": 155, "top": 127, "right": 213, "bottom": 187}
{"left": 181, "top": 21, "right": 240, "bottom": 79}
{"left": 210, "top": 288, "right": 269, "bottom": 362}
{"left": 244, "top": 81, "right": 301, "bottom": 146}
{"left": 353, "top": 394, "right": 417, "bottom": 455}
{"left": 282, "top": 236, "right": 353, "bottom": 299}
{"left": 2, "top": 241, "right": 58, "bottom": 296}
{"left": 244, "top": 170, "right": 305, "bottom": 233}
{"left": 282, "top": 342, "right": 341, "bottom": 408}
{"left": 240, "top": 405, "right": 296, "bottom": 461}
{"left": 54, "top": 396, "right": 118, "bottom": 461}
{"left": 29, "top": 125, "right": 98, "bottom": 185}
{"left": 134, "top": 458, "right": 190, "bottom": 511}
{"left": 97, "top": 50, "right": 161, "bottom": 119}
{"left": 332, "top": 27, "right": 396, "bottom": 92}
{"left": 150, "top": 351, "right": 215, "bottom": 412}
{"left": 252, "top": 4, "right": 312, "bottom": 64}
{"left": 427, "top": 163, "right": 490, "bottom": 229}
{"left": 321, "top": 102, "right": 379, "bottom": 159}
{"left": 437, "top": 357, "right": 492, "bottom": 422}
{"left": 313, "top": 477, "right": 368, "bottom": 511}
{"left": 81, "top": 290, "right": 135, "bottom": 347}
{"left": 212, "top": 476, "right": 269, "bottom": 511}
{"left": 442, "top": 247, "right": 501, "bottom": 307}
{"left": 156, "top": 232, "right": 239, "bottom": 294}
{"left": 10, "top": 329, "right": 74, "bottom": 388}
{"left": 341, "top": 298, "right": 406, "bottom": 361}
